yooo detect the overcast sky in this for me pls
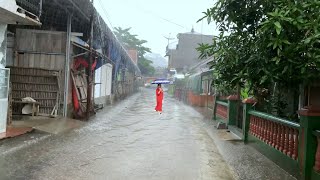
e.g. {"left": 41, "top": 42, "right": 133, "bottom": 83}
{"left": 94, "top": 0, "right": 218, "bottom": 57}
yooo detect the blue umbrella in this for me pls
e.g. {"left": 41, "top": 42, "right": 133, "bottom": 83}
{"left": 151, "top": 78, "right": 171, "bottom": 84}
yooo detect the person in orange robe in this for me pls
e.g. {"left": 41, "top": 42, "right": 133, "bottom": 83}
{"left": 155, "top": 84, "right": 164, "bottom": 113}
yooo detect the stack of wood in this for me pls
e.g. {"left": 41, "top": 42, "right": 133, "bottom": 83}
{"left": 9, "top": 67, "right": 61, "bottom": 116}
{"left": 71, "top": 69, "right": 91, "bottom": 118}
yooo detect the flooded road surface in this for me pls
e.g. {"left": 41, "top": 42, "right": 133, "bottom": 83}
{"left": 0, "top": 88, "right": 235, "bottom": 180}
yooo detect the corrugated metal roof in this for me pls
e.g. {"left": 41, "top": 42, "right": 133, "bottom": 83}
{"left": 15, "top": 0, "right": 141, "bottom": 75}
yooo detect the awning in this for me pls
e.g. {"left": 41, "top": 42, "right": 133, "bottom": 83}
{"left": 71, "top": 36, "right": 115, "bottom": 69}
{"left": 189, "top": 69, "right": 214, "bottom": 78}
{"left": 189, "top": 56, "right": 214, "bottom": 71}
{"left": 0, "top": 0, "right": 41, "bottom": 25}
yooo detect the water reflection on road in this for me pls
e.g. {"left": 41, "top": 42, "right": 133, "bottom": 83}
{"left": 0, "top": 88, "right": 234, "bottom": 180}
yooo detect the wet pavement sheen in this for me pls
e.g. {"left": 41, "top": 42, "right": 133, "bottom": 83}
{"left": 0, "top": 88, "right": 235, "bottom": 180}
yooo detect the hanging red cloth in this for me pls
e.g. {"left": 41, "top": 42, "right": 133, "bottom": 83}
{"left": 155, "top": 86, "right": 164, "bottom": 112}
{"left": 72, "top": 84, "right": 80, "bottom": 111}
{"left": 74, "top": 57, "right": 97, "bottom": 70}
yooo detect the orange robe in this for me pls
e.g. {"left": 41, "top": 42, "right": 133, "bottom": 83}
{"left": 155, "top": 87, "right": 163, "bottom": 112}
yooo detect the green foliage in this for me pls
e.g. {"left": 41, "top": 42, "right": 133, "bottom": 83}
{"left": 198, "top": 0, "right": 320, "bottom": 118}
{"left": 187, "top": 75, "right": 202, "bottom": 94}
{"left": 168, "top": 84, "right": 175, "bottom": 95}
{"left": 175, "top": 78, "right": 188, "bottom": 88}
{"left": 138, "top": 57, "right": 155, "bottom": 76}
{"left": 240, "top": 86, "right": 250, "bottom": 100}
{"left": 114, "top": 27, "right": 155, "bottom": 76}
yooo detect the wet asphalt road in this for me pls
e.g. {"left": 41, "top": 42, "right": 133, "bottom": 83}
{"left": 0, "top": 88, "right": 235, "bottom": 180}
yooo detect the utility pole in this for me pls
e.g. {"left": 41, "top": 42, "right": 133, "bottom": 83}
{"left": 87, "top": 0, "right": 94, "bottom": 120}
{"left": 163, "top": 33, "right": 174, "bottom": 47}
{"left": 63, "top": 13, "right": 72, "bottom": 117}
{"left": 39, "top": 0, "right": 43, "bottom": 19}
{"left": 164, "top": 33, "right": 174, "bottom": 71}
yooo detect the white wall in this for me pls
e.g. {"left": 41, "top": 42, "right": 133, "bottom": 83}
{"left": 0, "top": 24, "right": 6, "bottom": 68}
{"left": 105, "top": 64, "right": 112, "bottom": 96}
{"left": 100, "top": 65, "right": 106, "bottom": 97}
{"left": 94, "top": 67, "right": 102, "bottom": 98}
{"left": 95, "top": 63, "right": 113, "bottom": 99}
{"left": 0, "top": 24, "right": 8, "bottom": 134}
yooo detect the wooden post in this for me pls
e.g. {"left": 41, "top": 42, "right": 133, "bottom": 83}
{"left": 63, "top": 14, "right": 72, "bottom": 117}
{"left": 86, "top": 0, "right": 94, "bottom": 120}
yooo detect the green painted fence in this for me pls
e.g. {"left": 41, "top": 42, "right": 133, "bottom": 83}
{"left": 212, "top": 95, "right": 239, "bottom": 128}
{"left": 243, "top": 108, "right": 300, "bottom": 177}
{"left": 312, "top": 130, "right": 320, "bottom": 180}
{"left": 242, "top": 99, "right": 320, "bottom": 180}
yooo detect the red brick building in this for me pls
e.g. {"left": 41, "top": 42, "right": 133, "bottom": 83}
{"left": 127, "top": 49, "right": 138, "bottom": 65}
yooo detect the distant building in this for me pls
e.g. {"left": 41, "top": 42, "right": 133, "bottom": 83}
{"left": 154, "top": 67, "right": 167, "bottom": 78}
{"left": 165, "top": 28, "right": 213, "bottom": 73}
{"left": 127, "top": 49, "right": 138, "bottom": 65}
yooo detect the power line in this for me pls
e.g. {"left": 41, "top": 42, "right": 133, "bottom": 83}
{"left": 97, "top": 0, "right": 114, "bottom": 30}
{"left": 134, "top": 1, "right": 189, "bottom": 31}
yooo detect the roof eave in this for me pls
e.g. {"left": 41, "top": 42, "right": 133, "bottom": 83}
{"left": 0, "top": 1, "right": 41, "bottom": 26}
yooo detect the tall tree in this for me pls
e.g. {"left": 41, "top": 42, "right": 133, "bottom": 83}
{"left": 114, "top": 27, "right": 155, "bottom": 76}
{"left": 198, "top": 0, "right": 320, "bottom": 117}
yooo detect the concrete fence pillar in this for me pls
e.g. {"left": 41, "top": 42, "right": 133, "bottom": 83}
{"left": 212, "top": 95, "right": 219, "bottom": 121}
{"left": 227, "top": 95, "right": 239, "bottom": 126}
{"left": 298, "top": 108, "right": 320, "bottom": 180}
{"left": 242, "top": 98, "right": 256, "bottom": 143}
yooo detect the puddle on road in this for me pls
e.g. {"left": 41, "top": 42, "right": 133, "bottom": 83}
{"left": 0, "top": 88, "right": 236, "bottom": 180}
